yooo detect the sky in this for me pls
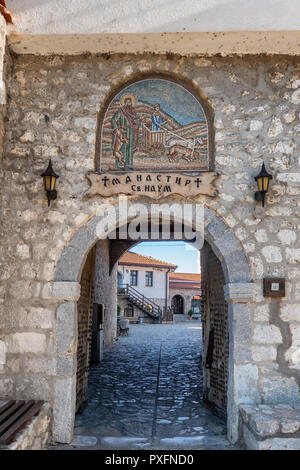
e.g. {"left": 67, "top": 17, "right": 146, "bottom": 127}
{"left": 114, "top": 78, "right": 206, "bottom": 125}
{"left": 130, "top": 241, "right": 200, "bottom": 273}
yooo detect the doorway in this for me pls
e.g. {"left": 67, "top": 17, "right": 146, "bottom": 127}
{"left": 172, "top": 295, "right": 185, "bottom": 315}
{"left": 51, "top": 207, "right": 253, "bottom": 445}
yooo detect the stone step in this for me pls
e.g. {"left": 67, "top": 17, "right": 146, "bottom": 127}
{"left": 240, "top": 404, "right": 300, "bottom": 450}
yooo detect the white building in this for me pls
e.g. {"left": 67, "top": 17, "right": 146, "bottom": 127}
{"left": 117, "top": 251, "right": 202, "bottom": 322}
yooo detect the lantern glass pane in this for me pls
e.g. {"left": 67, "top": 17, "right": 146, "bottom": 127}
{"left": 50, "top": 175, "right": 56, "bottom": 191}
{"left": 263, "top": 176, "right": 269, "bottom": 191}
{"left": 257, "top": 177, "right": 263, "bottom": 192}
{"left": 44, "top": 175, "right": 51, "bottom": 191}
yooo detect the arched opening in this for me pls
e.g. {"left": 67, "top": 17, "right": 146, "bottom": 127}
{"left": 50, "top": 206, "right": 253, "bottom": 447}
{"left": 172, "top": 294, "right": 185, "bottom": 315}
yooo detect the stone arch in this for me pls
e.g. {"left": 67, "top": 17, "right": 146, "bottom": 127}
{"left": 50, "top": 206, "right": 253, "bottom": 445}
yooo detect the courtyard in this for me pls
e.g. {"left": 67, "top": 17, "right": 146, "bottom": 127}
{"left": 51, "top": 323, "right": 240, "bottom": 450}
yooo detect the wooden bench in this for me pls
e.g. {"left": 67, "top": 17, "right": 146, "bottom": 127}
{"left": 0, "top": 400, "right": 44, "bottom": 446}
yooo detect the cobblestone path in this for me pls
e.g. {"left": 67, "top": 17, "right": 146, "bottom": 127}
{"left": 52, "top": 323, "right": 240, "bottom": 450}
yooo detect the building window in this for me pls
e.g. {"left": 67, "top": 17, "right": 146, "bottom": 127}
{"left": 130, "top": 270, "right": 138, "bottom": 286}
{"left": 145, "top": 271, "right": 153, "bottom": 287}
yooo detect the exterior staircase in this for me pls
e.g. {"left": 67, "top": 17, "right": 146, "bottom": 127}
{"left": 118, "top": 284, "right": 162, "bottom": 323}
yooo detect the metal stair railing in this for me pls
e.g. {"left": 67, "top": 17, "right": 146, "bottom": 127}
{"left": 118, "top": 284, "right": 162, "bottom": 322}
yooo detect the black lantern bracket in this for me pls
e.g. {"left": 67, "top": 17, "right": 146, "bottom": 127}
{"left": 254, "top": 162, "right": 272, "bottom": 208}
{"left": 41, "top": 159, "right": 59, "bottom": 206}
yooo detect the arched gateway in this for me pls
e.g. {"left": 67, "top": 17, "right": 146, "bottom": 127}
{"left": 49, "top": 205, "right": 253, "bottom": 445}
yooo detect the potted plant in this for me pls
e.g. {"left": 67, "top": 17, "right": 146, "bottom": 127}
{"left": 187, "top": 309, "right": 194, "bottom": 320}
{"left": 117, "top": 304, "right": 121, "bottom": 316}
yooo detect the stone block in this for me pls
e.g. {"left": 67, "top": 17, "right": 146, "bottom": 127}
{"left": 286, "top": 248, "right": 300, "bottom": 264}
{"left": 233, "top": 364, "right": 260, "bottom": 403}
{"left": 262, "top": 246, "right": 282, "bottom": 263}
{"left": 69, "top": 227, "right": 95, "bottom": 252}
{"left": 231, "top": 304, "right": 251, "bottom": 342}
{"left": 6, "top": 332, "right": 47, "bottom": 354}
{"left": 54, "top": 246, "right": 85, "bottom": 281}
{"left": 281, "top": 421, "right": 300, "bottom": 434}
{"left": 243, "top": 425, "right": 300, "bottom": 450}
{"left": 224, "top": 283, "right": 253, "bottom": 303}
{"left": 278, "top": 230, "right": 297, "bottom": 245}
{"left": 9, "top": 281, "right": 32, "bottom": 299}
{"left": 248, "top": 414, "right": 280, "bottom": 437}
{"left": 53, "top": 376, "right": 76, "bottom": 443}
{"left": 23, "top": 357, "right": 56, "bottom": 375}
{"left": 253, "top": 325, "right": 282, "bottom": 344}
{"left": 252, "top": 345, "right": 277, "bottom": 362}
{"left": 85, "top": 216, "right": 104, "bottom": 238}
{"left": 253, "top": 304, "right": 270, "bottom": 322}
{"left": 222, "top": 250, "right": 251, "bottom": 283}
{"left": 56, "top": 302, "right": 77, "bottom": 355}
{"left": 213, "top": 231, "right": 240, "bottom": 259}
{"left": 56, "top": 355, "right": 77, "bottom": 376}
{"left": 260, "top": 375, "right": 300, "bottom": 404}
{"left": 234, "top": 344, "right": 253, "bottom": 363}
{"left": 50, "top": 281, "right": 81, "bottom": 301}
{"left": 206, "top": 216, "right": 228, "bottom": 241}
{"left": 16, "top": 377, "right": 50, "bottom": 401}
{"left": 0, "top": 378, "right": 14, "bottom": 397}
{"left": 19, "top": 307, "right": 54, "bottom": 329}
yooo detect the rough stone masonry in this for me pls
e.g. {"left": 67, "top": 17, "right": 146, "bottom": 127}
{"left": 0, "top": 51, "right": 299, "bottom": 445}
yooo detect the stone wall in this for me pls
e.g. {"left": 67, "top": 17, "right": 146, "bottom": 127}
{"left": 0, "top": 401, "right": 52, "bottom": 450}
{"left": 0, "top": 52, "right": 299, "bottom": 442}
{"left": 201, "top": 242, "right": 228, "bottom": 417}
{"left": 94, "top": 240, "right": 117, "bottom": 348}
{"left": 169, "top": 287, "right": 202, "bottom": 315}
{"left": 76, "top": 247, "right": 95, "bottom": 412}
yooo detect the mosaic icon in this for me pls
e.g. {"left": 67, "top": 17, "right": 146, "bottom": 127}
{"left": 99, "top": 78, "right": 210, "bottom": 172}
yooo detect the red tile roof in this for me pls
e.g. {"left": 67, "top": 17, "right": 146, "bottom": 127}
{"left": 119, "top": 251, "right": 177, "bottom": 269}
{"left": 169, "top": 272, "right": 202, "bottom": 290}
{"left": 0, "top": 1, "right": 13, "bottom": 24}
{"left": 169, "top": 282, "right": 201, "bottom": 289}
{"left": 169, "top": 273, "right": 201, "bottom": 282}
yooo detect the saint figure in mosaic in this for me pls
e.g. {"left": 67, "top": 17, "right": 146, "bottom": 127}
{"left": 111, "top": 94, "right": 140, "bottom": 168}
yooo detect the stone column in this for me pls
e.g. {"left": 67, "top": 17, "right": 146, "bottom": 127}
{"left": 224, "top": 282, "right": 257, "bottom": 443}
{"left": 51, "top": 281, "right": 80, "bottom": 443}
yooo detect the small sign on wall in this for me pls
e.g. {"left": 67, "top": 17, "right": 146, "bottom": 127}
{"left": 263, "top": 278, "right": 285, "bottom": 297}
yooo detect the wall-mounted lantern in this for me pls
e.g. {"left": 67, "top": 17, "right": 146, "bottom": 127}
{"left": 41, "top": 159, "right": 59, "bottom": 206}
{"left": 254, "top": 162, "right": 272, "bottom": 207}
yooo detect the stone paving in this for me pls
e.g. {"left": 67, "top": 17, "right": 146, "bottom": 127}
{"left": 51, "top": 322, "right": 241, "bottom": 450}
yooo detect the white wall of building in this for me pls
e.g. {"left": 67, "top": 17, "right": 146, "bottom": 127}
{"left": 118, "top": 265, "right": 167, "bottom": 301}
{"left": 8, "top": 0, "right": 300, "bottom": 35}
{"left": 7, "top": 0, "right": 300, "bottom": 55}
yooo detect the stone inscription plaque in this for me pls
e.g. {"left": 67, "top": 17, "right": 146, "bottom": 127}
{"left": 85, "top": 171, "right": 218, "bottom": 199}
